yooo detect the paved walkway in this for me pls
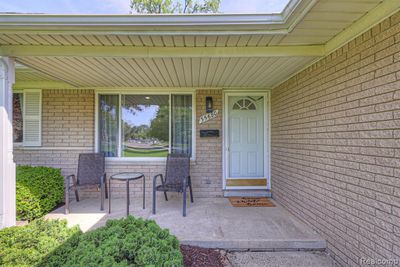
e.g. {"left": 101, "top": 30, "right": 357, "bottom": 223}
{"left": 227, "top": 251, "right": 337, "bottom": 267}
{"left": 46, "top": 196, "right": 326, "bottom": 251}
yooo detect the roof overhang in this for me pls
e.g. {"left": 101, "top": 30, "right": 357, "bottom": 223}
{"left": 0, "top": 0, "right": 316, "bottom": 35}
{"left": 2, "top": 0, "right": 400, "bottom": 89}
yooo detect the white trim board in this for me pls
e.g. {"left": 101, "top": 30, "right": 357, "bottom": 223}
{"left": 13, "top": 81, "right": 274, "bottom": 91}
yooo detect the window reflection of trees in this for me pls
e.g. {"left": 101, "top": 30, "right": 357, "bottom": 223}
{"left": 13, "top": 93, "right": 23, "bottom": 143}
{"left": 122, "top": 95, "right": 169, "bottom": 157}
{"left": 99, "top": 94, "right": 192, "bottom": 158}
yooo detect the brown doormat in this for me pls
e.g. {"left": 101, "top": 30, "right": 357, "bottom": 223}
{"left": 229, "top": 197, "right": 275, "bottom": 207}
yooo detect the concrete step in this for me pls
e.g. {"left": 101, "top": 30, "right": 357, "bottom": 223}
{"left": 223, "top": 189, "right": 272, "bottom": 198}
{"left": 181, "top": 239, "right": 327, "bottom": 252}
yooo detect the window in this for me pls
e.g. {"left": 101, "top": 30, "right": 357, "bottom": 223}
{"left": 98, "top": 93, "right": 193, "bottom": 159}
{"left": 233, "top": 98, "right": 256, "bottom": 110}
{"left": 12, "top": 90, "right": 42, "bottom": 146}
{"left": 98, "top": 95, "right": 119, "bottom": 157}
{"left": 122, "top": 95, "right": 169, "bottom": 158}
{"left": 13, "top": 93, "right": 24, "bottom": 143}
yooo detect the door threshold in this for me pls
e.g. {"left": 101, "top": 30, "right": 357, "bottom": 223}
{"left": 223, "top": 189, "right": 271, "bottom": 198}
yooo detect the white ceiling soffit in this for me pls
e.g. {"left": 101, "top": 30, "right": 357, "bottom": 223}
{"left": 3, "top": 45, "right": 326, "bottom": 58}
{"left": 14, "top": 65, "right": 54, "bottom": 81}
{"left": 15, "top": 56, "right": 318, "bottom": 89}
{"left": 0, "top": 0, "right": 316, "bottom": 35}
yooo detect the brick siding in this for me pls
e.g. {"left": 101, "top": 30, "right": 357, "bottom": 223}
{"left": 271, "top": 13, "right": 400, "bottom": 266}
{"left": 193, "top": 90, "right": 223, "bottom": 197}
{"left": 14, "top": 89, "right": 223, "bottom": 198}
{"left": 42, "top": 89, "right": 94, "bottom": 147}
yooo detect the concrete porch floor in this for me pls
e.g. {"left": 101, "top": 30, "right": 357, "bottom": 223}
{"left": 46, "top": 196, "right": 326, "bottom": 251}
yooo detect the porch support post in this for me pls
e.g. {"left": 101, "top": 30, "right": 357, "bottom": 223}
{"left": 0, "top": 57, "right": 16, "bottom": 228}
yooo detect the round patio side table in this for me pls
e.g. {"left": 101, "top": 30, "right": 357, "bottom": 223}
{"left": 109, "top": 172, "right": 145, "bottom": 216}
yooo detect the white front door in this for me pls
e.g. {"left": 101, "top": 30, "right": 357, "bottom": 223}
{"left": 225, "top": 95, "right": 266, "bottom": 188}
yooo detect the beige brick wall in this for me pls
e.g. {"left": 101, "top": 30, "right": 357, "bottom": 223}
{"left": 15, "top": 89, "right": 223, "bottom": 198}
{"left": 271, "top": 13, "right": 400, "bottom": 266}
{"left": 42, "top": 89, "right": 94, "bottom": 147}
{"left": 14, "top": 149, "right": 93, "bottom": 177}
{"left": 192, "top": 90, "right": 223, "bottom": 197}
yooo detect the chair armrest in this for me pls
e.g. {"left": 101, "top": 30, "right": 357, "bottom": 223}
{"left": 65, "top": 174, "right": 75, "bottom": 189}
{"left": 153, "top": 174, "right": 165, "bottom": 187}
{"left": 99, "top": 172, "right": 106, "bottom": 184}
{"left": 66, "top": 174, "right": 75, "bottom": 179}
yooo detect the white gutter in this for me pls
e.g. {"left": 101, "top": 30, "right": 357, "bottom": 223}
{"left": 0, "top": 0, "right": 316, "bottom": 35}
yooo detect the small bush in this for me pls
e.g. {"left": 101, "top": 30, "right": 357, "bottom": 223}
{"left": 16, "top": 166, "right": 64, "bottom": 221}
{"left": 0, "top": 219, "right": 80, "bottom": 267}
{"left": 42, "top": 216, "right": 183, "bottom": 267}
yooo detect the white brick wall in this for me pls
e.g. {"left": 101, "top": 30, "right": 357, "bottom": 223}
{"left": 271, "top": 12, "right": 400, "bottom": 266}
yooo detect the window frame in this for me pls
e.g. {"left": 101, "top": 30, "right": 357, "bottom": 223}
{"left": 12, "top": 89, "right": 43, "bottom": 147}
{"left": 12, "top": 90, "right": 24, "bottom": 146}
{"left": 95, "top": 90, "right": 196, "bottom": 162}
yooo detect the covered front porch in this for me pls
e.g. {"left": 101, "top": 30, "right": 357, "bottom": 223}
{"left": 1, "top": 1, "right": 392, "bottom": 226}
{"left": 46, "top": 196, "right": 326, "bottom": 251}
{"left": 1, "top": 2, "right": 400, "bottom": 265}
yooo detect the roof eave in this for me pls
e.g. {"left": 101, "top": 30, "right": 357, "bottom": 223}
{"left": 0, "top": 0, "right": 317, "bottom": 34}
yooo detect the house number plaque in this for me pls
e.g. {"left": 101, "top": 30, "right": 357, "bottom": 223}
{"left": 199, "top": 110, "right": 219, "bottom": 124}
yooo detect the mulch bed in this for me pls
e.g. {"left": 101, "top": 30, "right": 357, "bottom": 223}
{"left": 180, "top": 245, "right": 229, "bottom": 267}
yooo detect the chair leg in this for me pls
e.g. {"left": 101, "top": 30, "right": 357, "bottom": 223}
{"left": 164, "top": 191, "right": 168, "bottom": 201}
{"left": 71, "top": 176, "right": 79, "bottom": 202}
{"left": 104, "top": 175, "right": 108, "bottom": 199}
{"left": 143, "top": 175, "right": 145, "bottom": 210}
{"left": 183, "top": 187, "right": 187, "bottom": 217}
{"left": 152, "top": 180, "right": 156, "bottom": 214}
{"left": 65, "top": 187, "right": 69, "bottom": 215}
{"left": 189, "top": 177, "right": 194, "bottom": 203}
{"left": 100, "top": 182, "right": 105, "bottom": 211}
{"left": 74, "top": 188, "right": 79, "bottom": 202}
{"left": 65, "top": 176, "right": 70, "bottom": 214}
{"left": 108, "top": 178, "right": 111, "bottom": 214}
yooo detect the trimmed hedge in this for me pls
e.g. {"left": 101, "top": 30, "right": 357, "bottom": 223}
{"left": 16, "top": 166, "right": 64, "bottom": 221}
{"left": 42, "top": 216, "right": 183, "bottom": 267}
{"left": 0, "top": 216, "right": 183, "bottom": 267}
{"left": 0, "top": 219, "right": 81, "bottom": 267}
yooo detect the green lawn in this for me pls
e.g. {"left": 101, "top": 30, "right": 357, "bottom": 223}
{"left": 123, "top": 148, "right": 168, "bottom": 157}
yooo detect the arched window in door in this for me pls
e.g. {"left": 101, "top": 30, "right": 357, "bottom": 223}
{"left": 232, "top": 98, "right": 256, "bottom": 110}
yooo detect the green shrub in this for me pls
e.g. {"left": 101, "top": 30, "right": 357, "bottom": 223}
{"left": 42, "top": 216, "right": 183, "bottom": 267}
{"left": 0, "top": 219, "right": 81, "bottom": 267}
{"left": 16, "top": 166, "right": 64, "bottom": 221}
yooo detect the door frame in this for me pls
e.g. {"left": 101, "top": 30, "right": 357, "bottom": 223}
{"left": 222, "top": 90, "right": 271, "bottom": 190}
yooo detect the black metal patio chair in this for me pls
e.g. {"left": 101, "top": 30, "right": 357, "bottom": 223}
{"left": 64, "top": 153, "right": 107, "bottom": 214}
{"left": 152, "top": 153, "right": 194, "bottom": 217}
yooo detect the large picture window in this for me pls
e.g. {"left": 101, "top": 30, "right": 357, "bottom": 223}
{"left": 98, "top": 93, "right": 193, "bottom": 159}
